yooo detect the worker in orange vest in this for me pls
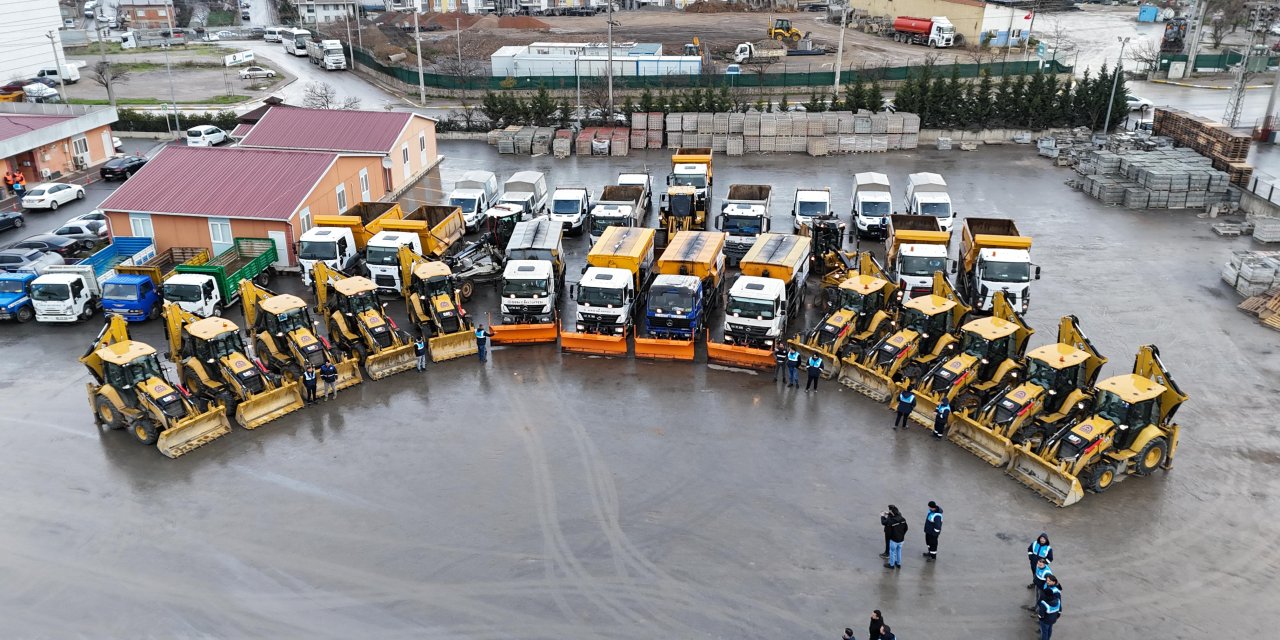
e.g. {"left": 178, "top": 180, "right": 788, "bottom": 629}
{"left": 3, "top": 171, "right": 13, "bottom": 196}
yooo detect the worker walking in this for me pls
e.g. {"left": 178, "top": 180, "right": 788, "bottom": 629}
{"left": 301, "top": 364, "right": 317, "bottom": 404}
{"left": 878, "top": 624, "right": 896, "bottom": 640}
{"left": 933, "top": 397, "right": 952, "bottom": 439}
{"left": 773, "top": 343, "right": 788, "bottom": 383}
{"left": 1027, "top": 533, "right": 1054, "bottom": 588}
{"left": 786, "top": 346, "right": 800, "bottom": 387}
{"left": 414, "top": 336, "right": 427, "bottom": 371}
{"left": 893, "top": 388, "right": 915, "bottom": 430}
{"left": 475, "top": 324, "right": 493, "bottom": 363}
{"left": 881, "top": 505, "right": 907, "bottom": 569}
{"left": 1036, "top": 574, "right": 1063, "bottom": 640}
{"left": 319, "top": 361, "right": 338, "bottom": 400}
{"left": 804, "top": 354, "right": 822, "bottom": 392}
{"left": 922, "top": 500, "right": 943, "bottom": 561}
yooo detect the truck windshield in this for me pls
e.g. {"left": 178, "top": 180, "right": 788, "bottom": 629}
{"left": 297, "top": 240, "right": 337, "bottom": 261}
{"left": 450, "top": 197, "right": 479, "bottom": 214}
{"left": 30, "top": 282, "right": 70, "bottom": 301}
{"left": 0, "top": 280, "right": 25, "bottom": 293}
{"left": 670, "top": 196, "right": 693, "bottom": 218}
{"left": 670, "top": 175, "right": 706, "bottom": 189}
{"left": 578, "top": 286, "right": 624, "bottom": 307}
{"left": 102, "top": 282, "right": 138, "bottom": 300}
{"left": 919, "top": 202, "right": 951, "bottom": 217}
{"left": 163, "top": 284, "right": 203, "bottom": 302}
{"left": 551, "top": 199, "right": 580, "bottom": 215}
{"left": 590, "top": 217, "right": 621, "bottom": 236}
{"left": 902, "top": 307, "right": 946, "bottom": 336}
{"left": 502, "top": 279, "right": 549, "bottom": 297}
{"left": 859, "top": 201, "right": 890, "bottom": 216}
{"left": 648, "top": 286, "right": 695, "bottom": 312}
{"left": 728, "top": 296, "right": 774, "bottom": 320}
{"left": 900, "top": 255, "right": 947, "bottom": 277}
{"left": 796, "top": 201, "right": 828, "bottom": 217}
{"left": 981, "top": 260, "right": 1031, "bottom": 283}
{"left": 722, "top": 215, "right": 763, "bottom": 235}
{"left": 365, "top": 246, "right": 400, "bottom": 266}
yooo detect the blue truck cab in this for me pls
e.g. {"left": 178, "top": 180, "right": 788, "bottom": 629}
{"left": 644, "top": 274, "right": 705, "bottom": 339}
{"left": 100, "top": 273, "right": 163, "bottom": 321}
{"left": 0, "top": 272, "right": 37, "bottom": 322}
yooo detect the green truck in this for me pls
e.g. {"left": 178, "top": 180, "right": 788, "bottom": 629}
{"left": 161, "top": 238, "right": 277, "bottom": 317}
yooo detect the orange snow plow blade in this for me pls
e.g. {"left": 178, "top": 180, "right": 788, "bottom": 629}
{"left": 634, "top": 337, "right": 695, "bottom": 361}
{"left": 561, "top": 331, "right": 629, "bottom": 356}
{"left": 706, "top": 341, "right": 775, "bottom": 370}
{"left": 489, "top": 323, "right": 559, "bottom": 345}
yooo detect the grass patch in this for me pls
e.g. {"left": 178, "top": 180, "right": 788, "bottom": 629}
{"left": 69, "top": 94, "right": 251, "bottom": 106}
{"left": 205, "top": 9, "right": 236, "bottom": 27}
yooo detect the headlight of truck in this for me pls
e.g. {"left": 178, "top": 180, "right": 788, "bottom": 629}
{"left": 576, "top": 323, "right": 585, "bottom": 331}
{"left": 614, "top": 327, "right": 623, "bottom": 334}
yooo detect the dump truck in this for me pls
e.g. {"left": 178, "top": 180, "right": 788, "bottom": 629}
{"left": 852, "top": 172, "right": 893, "bottom": 240}
{"left": 163, "top": 238, "right": 276, "bottom": 318}
{"left": 885, "top": 214, "right": 951, "bottom": 301}
{"left": 906, "top": 291, "right": 1034, "bottom": 427}
{"left": 490, "top": 219, "right": 566, "bottom": 346}
{"left": 365, "top": 204, "right": 466, "bottom": 293}
{"left": 239, "top": 279, "right": 361, "bottom": 391}
{"left": 637, "top": 230, "right": 726, "bottom": 361}
{"left": 163, "top": 302, "right": 304, "bottom": 429}
{"left": 399, "top": 246, "right": 479, "bottom": 361}
{"left": 708, "top": 233, "right": 810, "bottom": 370}
{"left": 312, "top": 261, "right": 417, "bottom": 379}
{"left": 562, "top": 226, "right": 656, "bottom": 356}
{"left": 0, "top": 272, "right": 36, "bottom": 323}
{"left": 956, "top": 218, "right": 1039, "bottom": 313}
{"left": 948, "top": 315, "right": 1106, "bottom": 467}
{"left": 838, "top": 271, "right": 970, "bottom": 402}
{"left": 732, "top": 40, "right": 788, "bottom": 63}
{"left": 587, "top": 185, "right": 645, "bottom": 243}
{"left": 105, "top": 247, "right": 209, "bottom": 321}
{"left": 661, "top": 147, "right": 713, "bottom": 235}
{"left": 299, "top": 202, "right": 403, "bottom": 285}
{"left": 904, "top": 172, "right": 955, "bottom": 232}
{"left": 32, "top": 237, "right": 155, "bottom": 323}
{"left": 790, "top": 252, "right": 899, "bottom": 378}
{"left": 718, "top": 184, "right": 773, "bottom": 264}
{"left": 1006, "top": 344, "right": 1187, "bottom": 507}
{"left": 616, "top": 172, "right": 653, "bottom": 212}
{"left": 82, "top": 315, "right": 231, "bottom": 458}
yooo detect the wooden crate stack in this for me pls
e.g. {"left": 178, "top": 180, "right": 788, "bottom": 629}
{"left": 1152, "top": 108, "right": 1253, "bottom": 186}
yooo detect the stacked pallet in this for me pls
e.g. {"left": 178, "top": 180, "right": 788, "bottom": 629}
{"left": 532, "top": 127, "right": 555, "bottom": 156}
{"left": 610, "top": 128, "right": 629, "bottom": 156}
{"left": 1238, "top": 284, "right": 1280, "bottom": 332}
{"left": 1153, "top": 108, "right": 1253, "bottom": 186}
{"left": 1223, "top": 250, "right": 1280, "bottom": 297}
{"left": 1076, "top": 147, "right": 1233, "bottom": 210}
{"left": 572, "top": 127, "right": 631, "bottom": 157}
{"left": 616, "top": 110, "right": 921, "bottom": 154}
{"left": 552, "top": 129, "right": 572, "bottom": 158}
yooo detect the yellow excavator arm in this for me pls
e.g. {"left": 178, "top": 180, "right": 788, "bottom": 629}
{"left": 990, "top": 291, "right": 1036, "bottom": 353}
{"left": 1134, "top": 344, "right": 1187, "bottom": 424}
{"left": 1056, "top": 314, "right": 1107, "bottom": 388}
{"left": 310, "top": 261, "right": 350, "bottom": 317}
{"left": 930, "top": 271, "right": 971, "bottom": 327}
{"left": 238, "top": 278, "right": 275, "bottom": 329}
{"left": 398, "top": 244, "right": 428, "bottom": 297}
{"left": 161, "top": 301, "right": 203, "bottom": 362}
{"left": 80, "top": 314, "right": 133, "bottom": 383}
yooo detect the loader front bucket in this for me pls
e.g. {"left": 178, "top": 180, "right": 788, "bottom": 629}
{"left": 561, "top": 331, "right": 629, "bottom": 356}
{"left": 235, "top": 380, "right": 305, "bottom": 430}
{"left": 489, "top": 323, "right": 559, "bottom": 345}
{"left": 365, "top": 342, "right": 418, "bottom": 379}
{"left": 1006, "top": 443, "right": 1086, "bottom": 507}
{"left": 429, "top": 330, "right": 479, "bottom": 362}
{"left": 706, "top": 341, "right": 775, "bottom": 370}
{"left": 634, "top": 336, "right": 695, "bottom": 361}
{"left": 909, "top": 389, "right": 942, "bottom": 428}
{"left": 334, "top": 356, "right": 363, "bottom": 391}
{"left": 157, "top": 405, "right": 232, "bottom": 459}
{"left": 837, "top": 356, "right": 894, "bottom": 403}
{"left": 788, "top": 341, "right": 841, "bottom": 378}
{"left": 947, "top": 412, "right": 1014, "bottom": 467}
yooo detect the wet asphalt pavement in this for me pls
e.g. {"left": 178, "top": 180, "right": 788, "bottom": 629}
{"left": 1, "top": 141, "right": 1278, "bottom": 637}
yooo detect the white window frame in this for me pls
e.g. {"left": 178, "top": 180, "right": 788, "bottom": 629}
{"left": 336, "top": 183, "right": 348, "bottom": 212}
{"left": 72, "top": 137, "right": 89, "bottom": 155}
{"left": 299, "top": 206, "right": 312, "bottom": 232}
{"left": 128, "top": 213, "right": 153, "bottom": 238}
{"left": 157, "top": 8, "right": 166, "bottom": 16}
{"left": 401, "top": 143, "right": 411, "bottom": 180}
{"left": 208, "top": 218, "right": 232, "bottom": 246}
{"left": 359, "top": 168, "right": 370, "bottom": 201}
{"left": 418, "top": 132, "right": 427, "bottom": 166}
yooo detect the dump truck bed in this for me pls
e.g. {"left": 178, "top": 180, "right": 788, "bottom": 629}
{"left": 725, "top": 184, "right": 772, "bottom": 202}
{"left": 598, "top": 185, "right": 644, "bottom": 206}
{"left": 739, "top": 233, "right": 810, "bottom": 282}
{"left": 379, "top": 205, "right": 465, "bottom": 257}
{"left": 174, "top": 239, "right": 276, "bottom": 296}
{"left": 888, "top": 214, "right": 950, "bottom": 246}
{"left": 671, "top": 147, "right": 712, "bottom": 165}
{"left": 961, "top": 218, "right": 1031, "bottom": 271}
{"left": 656, "top": 231, "right": 726, "bottom": 281}
{"left": 115, "top": 247, "right": 208, "bottom": 285}
{"left": 78, "top": 237, "right": 156, "bottom": 283}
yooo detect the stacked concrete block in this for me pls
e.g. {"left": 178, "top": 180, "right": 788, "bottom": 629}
{"left": 1075, "top": 147, "right": 1234, "bottom": 210}
{"left": 713, "top": 113, "right": 729, "bottom": 134}
{"left": 1223, "top": 250, "right": 1280, "bottom": 296}
{"left": 697, "top": 112, "right": 714, "bottom": 134}
{"left": 1153, "top": 108, "right": 1253, "bottom": 186}
{"left": 727, "top": 136, "right": 745, "bottom": 157}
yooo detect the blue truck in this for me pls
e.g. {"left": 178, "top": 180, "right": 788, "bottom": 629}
{"left": 102, "top": 247, "right": 208, "bottom": 321}
{"left": 0, "top": 272, "right": 37, "bottom": 323}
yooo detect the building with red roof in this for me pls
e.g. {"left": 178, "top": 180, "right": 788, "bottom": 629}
{"left": 0, "top": 103, "right": 118, "bottom": 187}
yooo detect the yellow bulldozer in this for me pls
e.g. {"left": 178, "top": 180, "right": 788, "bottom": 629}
{"left": 398, "top": 245, "right": 479, "bottom": 361}
{"left": 947, "top": 315, "right": 1106, "bottom": 467}
{"left": 82, "top": 315, "right": 231, "bottom": 458}
{"left": 312, "top": 262, "right": 418, "bottom": 379}
{"left": 1007, "top": 344, "right": 1187, "bottom": 507}
{"left": 789, "top": 252, "right": 897, "bottom": 378}
{"left": 838, "top": 271, "right": 969, "bottom": 402}
{"left": 906, "top": 291, "right": 1034, "bottom": 427}
{"left": 238, "top": 279, "right": 362, "bottom": 392}
{"left": 162, "top": 302, "right": 305, "bottom": 429}
{"left": 769, "top": 18, "right": 803, "bottom": 41}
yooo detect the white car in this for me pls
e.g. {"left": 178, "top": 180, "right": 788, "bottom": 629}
{"left": 186, "top": 125, "right": 228, "bottom": 147}
{"left": 202, "top": 34, "right": 220, "bottom": 41}
{"left": 55, "top": 221, "right": 109, "bottom": 240}
{"left": 21, "top": 183, "right": 85, "bottom": 211}
{"left": 216, "top": 30, "right": 236, "bottom": 38}
{"left": 239, "top": 66, "right": 276, "bottom": 79}
{"left": 67, "top": 210, "right": 108, "bottom": 225}
{"left": 1127, "top": 95, "right": 1154, "bottom": 111}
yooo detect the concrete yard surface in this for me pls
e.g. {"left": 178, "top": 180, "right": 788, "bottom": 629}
{"left": 0, "top": 143, "right": 1278, "bottom": 637}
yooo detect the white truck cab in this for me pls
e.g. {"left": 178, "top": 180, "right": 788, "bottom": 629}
{"left": 30, "top": 266, "right": 100, "bottom": 323}
{"left": 500, "top": 171, "right": 549, "bottom": 217}
{"left": 365, "top": 230, "right": 420, "bottom": 293}
{"left": 905, "top": 172, "right": 955, "bottom": 232}
{"left": 723, "top": 276, "right": 786, "bottom": 348}
{"left": 500, "top": 260, "right": 557, "bottom": 324}
{"left": 792, "top": 188, "right": 833, "bottom": 232}
{"left": 549, "top": 187, "right": 591, "bottom": 236}
{"left": 297, "top": 226, "right": 361, "bottom": 286}
{"left": 161, "top": 273, "right": 225, "bottom": 317}
{"left": 587, "top": 204, "right": 638, "bottom": 243}
{"left": 573, "top": 266, "right": 635, "bottom": 335}
{"left": 449, "top": 170, "right": 500, "bottom": 232}
{"left": 852, "top": 172, "right": 893, "bottom": 240}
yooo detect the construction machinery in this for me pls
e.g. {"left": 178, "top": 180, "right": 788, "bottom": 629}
{"left": 660, "top": 148, "right": 713, "bottom": 238}
{"left": 905, "top": 291, "right": 1034, "bottom": 427}
{"left": 1007, "top": 345, "right": 1186, "bottom": 507}
{"left": 789, "top": 252, "right": 897, "bottom": 378}
{"left": 82, "top": 315, "right": 231, "bottom": 458}
{"left": 948, "top": 315, "right": 1106, "bottom": 467}
{"left": 239, "top": 279, "right": 362, "bottom": 392}
{"left": 562, "top": 226, "right": 656, "bottom": 356}
{"left": 708, "top": 233, "right": 809, "bottom": 370}
{"left": 838, "top": 271, "right": 969, "bottom": 402}
{"left": 163, "top": 302, "right": 305, "bottom": 429}
{"left": 637, "top": 230, "right": 726, "bottom": 361}
{"left": 398, "top": 246, "right": 478, "bottom": 361}
{"left": 312, "top": 262, "right": 418, "bottom": 378}
{"left": 769, "top": 17, "right": 803, "bottom": 42}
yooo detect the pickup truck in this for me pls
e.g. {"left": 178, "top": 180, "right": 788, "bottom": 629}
{"left": 587, "top": 185, "right": 645, "bottom": 242}
{"left": 0, "top": 272, "right": 36, "bottom": 322}
{"left": 163, "top": 238, "right": 277, "bottom": 317}
{"left": 104, "top": 247, "right": 209, "bottom": 321}
{"left": 717, "top": 184, "right": 773, "bottom": 264}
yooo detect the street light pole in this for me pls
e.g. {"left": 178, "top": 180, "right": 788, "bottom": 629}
{"left": 413, "top": 3, "right": 425, "bottom": 104}
{"left": 606, "top": 3, "right": 615, "bottom": 118}
{"left": 162, "top": 11, "right": 181, "bottom": 135}
{"left": 832, "top": 5, "right": 846, "bottom": 98}
{"left": 45, "top": 31, "right": 67, "bottom": 100}
{"left": 1102, "top": 36, "right": 1129, "bottom": 135}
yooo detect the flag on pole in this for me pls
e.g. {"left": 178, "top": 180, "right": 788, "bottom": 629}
{"left": 1025, "top": 10, "right": 1034, "bottom": 19}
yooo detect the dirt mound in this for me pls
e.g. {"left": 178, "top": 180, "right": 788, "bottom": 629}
{"left": 498, "top": 15, "right": 550, "bottom": 30}
{"left": 684, "top": 0, "right": 752, "bottom": 13}
{"left": 423, "top": 12, "right": 485, "bottom": 29}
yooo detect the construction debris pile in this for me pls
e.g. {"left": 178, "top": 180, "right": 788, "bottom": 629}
{"left": 1153, "top": 108, "right": 1252, "bottom": 187}
{"left": 1071, "top": 147, "right": 1236, "bottom": 210}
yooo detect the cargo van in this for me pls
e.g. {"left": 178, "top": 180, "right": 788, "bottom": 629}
{"left": 263, "top": 27, "right": 282, "bottom": 41}
{"left": 185, "top": 125, "right": 228, "bottom": 147}
{"left": 37, "top": 65, "right": 81, "bottom": 84}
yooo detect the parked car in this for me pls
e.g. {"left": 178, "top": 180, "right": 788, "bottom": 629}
{"left": 54, "top": 220, "right": 108, "bottom": 240}
{"left": 21, "top": 182, "right": 85, "bottom": 211}
{"left": 100, "top": 155, "right": 147, "bottom": 180}
{"left": 250, "top": 26, "right": 264, "bottom": 36}
{"left": 8, "top": 233, "right": 93, "bottom": 258}
{"left": 67, "top": 210, "right": 107, "bottom": 225}
{"left": 217, "top": 30, "right": 236, "bottom": 38}
{"left": 113, "top": 136, "right": 123, "bottom": 151}
{"left": 202, "top": 34, "right": 220, "bottom": 41}
{"left": 1127, "top": 95, "right": 1154, "bottom": 111}
{"left": 239, "top": 66, "right": 276, "bottom": 79}
{"left": 186, "top": 125, "right": 228, "bottom": 147}
{"left": 0, "top": 211, "right": 24, "bottom": 233}
{"left": 0, "top": 81, "right": 26, "bottom": 93}
{"left": 0, "top": 248, "right": 65, "bottom": 273}
{"left": 24, "top": 77, "right": 57, "bottom": 89}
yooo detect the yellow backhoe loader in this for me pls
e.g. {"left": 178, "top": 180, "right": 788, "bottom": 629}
{"left": 398, "top": 245, "right": 479, "bottom": 361}
{"left": 789, "top": 252, "right": 897, "bottom": 378}
{"left": 163, "top": 302, "right": 304, "bottom": 429}
{"left": 948, "top": 315, "right": 1106, "bottom": 467}
{"left": 239, "top": 279, "right": 362, "bottom": 392}
{"left": 907, "top": 291, "right": 1034, "bottom": 427}
{"left": 82, "top": 315, "right": 231, "bottom": 458}
{"left": 312, "top": 262, "right": 417, "bottom": 379}
{"left": 1007, "top": 344, "right": 1187, "bottom": 507}
{"left": 769, "top": 18, "right": 803, "bottom": 41}
{"left": 838, "top": 271, "right": 969, "bottom": 402}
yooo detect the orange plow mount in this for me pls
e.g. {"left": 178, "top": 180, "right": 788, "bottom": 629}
{"left": 706, "top": 340, "right": 775, "bottom": 370}
{"left": 489, "top": 323, "right": 560, "bottom": 345}
{"left": 634, "top": 336, "right": 696, "bottom": 361}
{"left": 561, "top": 329, "right": 629, "bottom": 356}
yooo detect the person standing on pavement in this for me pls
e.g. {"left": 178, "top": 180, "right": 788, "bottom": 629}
{"left": 1037, "top": 574, "right": 1062, "bottom": 640}
{"left": 12, "top": 172, "right": 24, "bottom": 199}
{"left": 773, "top": 343, "right": 788, "bottom": 383}
{"left": 1027, "top": 533, "right": 1054, "bottom": 588}
{"left": 474, "top": 324, "right": 493, "bottom": 363}
{"left": 1025, "top": 558, "right": 1053, "bottom": 612}
{"left": 414, "top": 335, "right": 427, "bottom": 371}
{"left": 868, "top": 610, "right": 885, "bottom": 640}
{"left": 786, "top": 346, "right": 801, "bottom": 388}
{"left": 320, "top": 360, "right": 338, "bottom": 400}
{"left": 878, "top": 623, "right": 896, "bottom": 640}
{"left": 893, "top": 388, "right": 916, "bottom": 430}
{"left": 805, "top": 354, "right": 823, "bottom": 392}
{"left": 301, "top": 364, "right": 317, "bottom": 404}
{"left": 933, "top": 397, "right": 952, "bottom": 439}
{"left": 881, "top": 505, "right": 908, "bottom": 569}
{"left": 922, "top": 500, "right": 943, "bottom": 561}
{"left": 3, "top": 171, "right": 13, "bottom": 196}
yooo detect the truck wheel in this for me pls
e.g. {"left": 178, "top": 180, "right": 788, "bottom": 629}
{"left": 15, "top": 305, "right": 33, "bottom": 323}
{"left": 1135, "top": 437, "right": 1168, "bottom": 475}
{"left": 78, "top": 306, "right": 94, "bottom": 322}
{"left": 211, "top": 303, "right": 223, "bottom": 317}
{"left": 929, "top": 41, "right": 937, "bottom": 48}
{"left": 132, "top": 419, "right": 160, "bottom": 445}
{"left": 147, "top": 304, "right": 161, "bottom": 321}
{"left": 459, "top": 279, "right": 475, "bottom": 301}
{"left": 95, "top": 396, "right": 125, "bottom": 430}
{"left": 1086, "top": 464, "right": 1115, "bottom": 493}
{"left": 254, "top": 270, "right": 271, "bottom": 286}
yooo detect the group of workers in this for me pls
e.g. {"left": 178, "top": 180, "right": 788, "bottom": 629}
{"left": 772, "top": 344, "right": 825, "bottom": 390}
{"left": 3, "top": 170, "right": 27, "bottom": 197}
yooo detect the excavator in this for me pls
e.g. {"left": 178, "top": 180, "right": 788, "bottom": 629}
{"left": 838, "top": 271, "right": 970, "bottom": 402}
{"left": 906, "top": 291, "right": 1034, "bottom": 427}
{"left": 1007, "top": 345, "right": 1187, "bottom": 507}
{"left": 789, "top": 252, "right": 897, "bottom": 378}
{"left": 238, "top": 279, "right": 362, "bottom": 391}
{"left": 82, "top": 314, "right": 231, "bottom": 458}
{"left": 769, "top": 18, "right": 803, "bottom": 42}
{"left": 162, "top": 301, "right": 305, "bottom": 429}
{"left": 312, "top": 261, "right": 418, "bottom": 379}
{"left": 948, "top": 315, "right": 1106, "bottom": 467}
{"left": 398, "top": 245, "right": 478, "bottom": 361}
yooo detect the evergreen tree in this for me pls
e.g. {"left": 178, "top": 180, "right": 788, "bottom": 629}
{"left": 1103, "top": 67, "right": 1131, "bottom": 131}
{"left": 621, "top": 96, "right": 636, "bottom": 117}
{"left": 845, "top": 77, "right": 866, "bottom": 111}
{"left": 1071, "top": 70, "right": 1093, "bottom": 128}
{"left": 718, "top": 86, "right": 733, "bottom": 113}
{"left": 894, "top": 73, "right": 920, "bottom": 114}
{"left": 638, "top": 88, "right": 655, "bottom": 113}
{"left": 969, "top": 71, "right": 994, "bottom": 129}
{"left": 941, "top": 65, "right": 963, "bottom": 128}
{"left": 1024, "top": 69, "right": 1047, "bottom": 130}
{"left": 867, "top": 80, "right": 885, "bottom": 113}
{"left": 1039, "top": 74, "right": 1060, "bottom": 129}
{"left": 778, "top": 94, "right": 790, "bottom": 112}
{"left": 528, "top": 88, "right": 555, "bottom": 126}
{"left": 1053, "top": 80, "right": 1074, "bottom": 128}
{"left": 914, "top": 66, "right": 935, "bottom": 126}
{"left": 956, "top": 82, "right": 975, "bottom": 129}
{"left": 804, "top": 92, "right": 824, "bottom": 112}
{"left": 556, "top": 98, "right": 573, "bottom": 128}
{"left": 928, "top": 74, "right": 949, "bottom": 128}
{"left": 992, "top": 74, "right": 1014, "bottom": 127}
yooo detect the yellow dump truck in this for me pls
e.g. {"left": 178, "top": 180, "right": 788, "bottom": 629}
{"left": 956, "top": 217, "right": 1038, "bottom": 313}
{"left": 636, "top": 230, "right": 726, "bottom": 361}
{"left": 162, "top": 302, "right": 305, "bottom": 429}
{"left": 1007, "top": 344, "right": 1186, "bottom": 507}
{"left": 312, "top": 201, "right": 405, "bottom": 251}
{"left": 239, "top": 279, "right": 362, "bottom": 391}
{"left": 661, "top": 147, "right": 713, "bottom": 236}
{"left": 82, "top": 315, "right": 231, "bottom": 458}
{"left": 364, "top": 204, "right": 467, "bottom": 294}
{"left": 790, "top": 252, "right": 899, "bottom": 378}
{"left": 398, "top": 246, "right": 478, "bottom": 361}
{"left": 885, "top": 214, "right": 951, "bottom": 301}
{"left": 948, "top": 315, "right": 1106, "bottom": 467}
{"left": 312, "top": 262, "right": 418, "bottom": 379}
{"left": 561, "top": 226, "right": 656, "bottom": 356}
{"left": 707, "top": 233, "right": 810, "bottom": 370}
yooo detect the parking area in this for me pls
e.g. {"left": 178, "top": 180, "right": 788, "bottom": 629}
{"left": 0, "top": 141, "right": 1277, "bottom": 637}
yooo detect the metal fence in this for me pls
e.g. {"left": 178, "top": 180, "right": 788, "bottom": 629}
{"left": 1158, "top": 52, "right": 1280, "bottom": 72}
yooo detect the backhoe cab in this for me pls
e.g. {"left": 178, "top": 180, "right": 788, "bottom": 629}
{"left": 82, "top": 315, "right": 231, "bottom": 458}
{"left": 313, "top": 261, "right": 417, "bottom": 379}
{"left": 239, "top": 279, "right": 361, "bottom": 391}
{"left": 399, "top": 245, "right": 478, "bottom": 361}
{"left": 769, "top": 18, "right": 802, "bottom": 41}
{"left": 790, "top": 252, "right": 897, "bottom": 377}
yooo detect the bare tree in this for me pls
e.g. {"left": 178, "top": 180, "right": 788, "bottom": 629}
{"left": 302, "top": 81, "right": 362, "bottom": 110}
{"left": 88, "top": 60, "right": 129, "bottom": 105}
{"left": 740, "top": 58, "right": 774, "bottom": 95}
{"left": 436, "top": 52, "right": 487, "bottom": 102}
{"left": 1128, "top": 38, "right": 1163, "bottom": 76}
{"left": 1037, "top": 17, "right": 1078, "bottom": 56}
{"left": 448, "top": 103, "right": 484, "bottom": 131}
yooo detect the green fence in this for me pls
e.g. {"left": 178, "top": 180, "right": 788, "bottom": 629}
{"left": 1158, "top": 52, "right": 1280, "bottom": 72}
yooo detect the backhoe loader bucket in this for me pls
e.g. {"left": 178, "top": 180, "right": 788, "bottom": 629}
{"left": 489, "top": 323, "right": 559, "bottom": 345}
{"left": 365, "top": 343, "right": 418, "bottom": 379}
{"left": 909, "top": 390, "right": 942, "bottom": 428}
{"left": 334, "top": 356, "right": 363, "bottom": 391}
{"left": 634, "top": 336, "right": 695, "bottom": 361}
{"left": 788, "top": 341, "right": 841, "bottom": 379}
{"left": 706, "top": 342, "right": 775, "bottom": 370}
{"left": 947, "top": 412, "right": 1014, "bottom": 467}
{"left": 429, "top": 330, "right": 479, "bottom": 362}
{"left": 235, "top": 379, "right": 306, "bottom": 430}
{"left": 156, "top": 404, "right": 232, "bottom": 459}
{"left": 837, "top": 357, "right": 895, "bottom": 403}
{"left": 1006, "top": 443, "right": 1085, "bottom": 507}
{"left": 561, "top": 331, "right": 629, "bottom": 356}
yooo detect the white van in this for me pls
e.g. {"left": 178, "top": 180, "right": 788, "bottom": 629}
{"left": 263, "top": 27, "right": 282, "bottom": 42}
{"left": 186, "top": 125, "right": 228, "bottom": 147}
{"left": 37, "top": 65, "right": 81, "bottom": 84}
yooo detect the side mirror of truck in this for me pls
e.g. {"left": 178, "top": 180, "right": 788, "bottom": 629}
{"left": 1034, "top": 265, "right": 1042, "bottom": 280}
{"left": 949, "top": 260, "right": 957, "bottom": 274}
{"left": 715, "top": 214, "right": 723, "bottom": 230}
{"left": 568, "top": 284, "right": 577, "bottom": 298}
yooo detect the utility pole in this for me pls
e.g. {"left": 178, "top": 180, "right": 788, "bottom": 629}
{"left": 94, "top": 25, "right": 116, "bottom": 108}
{"left": 606, "top": 2, "right": 617, "bottom": 118}
{"left": 45, "top": 31, "right": 67, "bottom": 100}
{"left": 163, "top": 10, "right": 181, "bottom": 134}
{"left": 413, "top": 1, "right": 425, "bottom": 104}
{"left": 343, "top": 5, "right": 355, "bottom": 69}
{"left": 1185, "top": 0, "right": 1207, "bottom": 78}
{"left": 832, "top": 5, "right": 846, "bottom": 98}
{"left": 1102, "top": 36, "right": 1129, "bottom": 135}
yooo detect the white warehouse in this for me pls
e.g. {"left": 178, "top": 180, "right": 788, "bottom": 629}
{"left": 491, "top": 42, "right": 701, "bottom": 78}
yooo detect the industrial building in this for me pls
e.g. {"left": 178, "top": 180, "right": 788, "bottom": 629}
{"left": 116, "top": 0, "right": 176, "bottom": 29}
{"left": 857, "top": 0, "right": 1035, "bottom": 47}
{"left": 0, "top": 0, "right": 69, "bottom": 82}
{"left": 491, "top": 42, "right": 701, "bottom": 78}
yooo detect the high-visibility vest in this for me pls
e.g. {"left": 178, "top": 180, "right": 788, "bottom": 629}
{"left": 1032, "top": 541, "right": 1052, "bottom": 559}
{"left": 1040, "top": 586, "right": 1062, "bottom": 614}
